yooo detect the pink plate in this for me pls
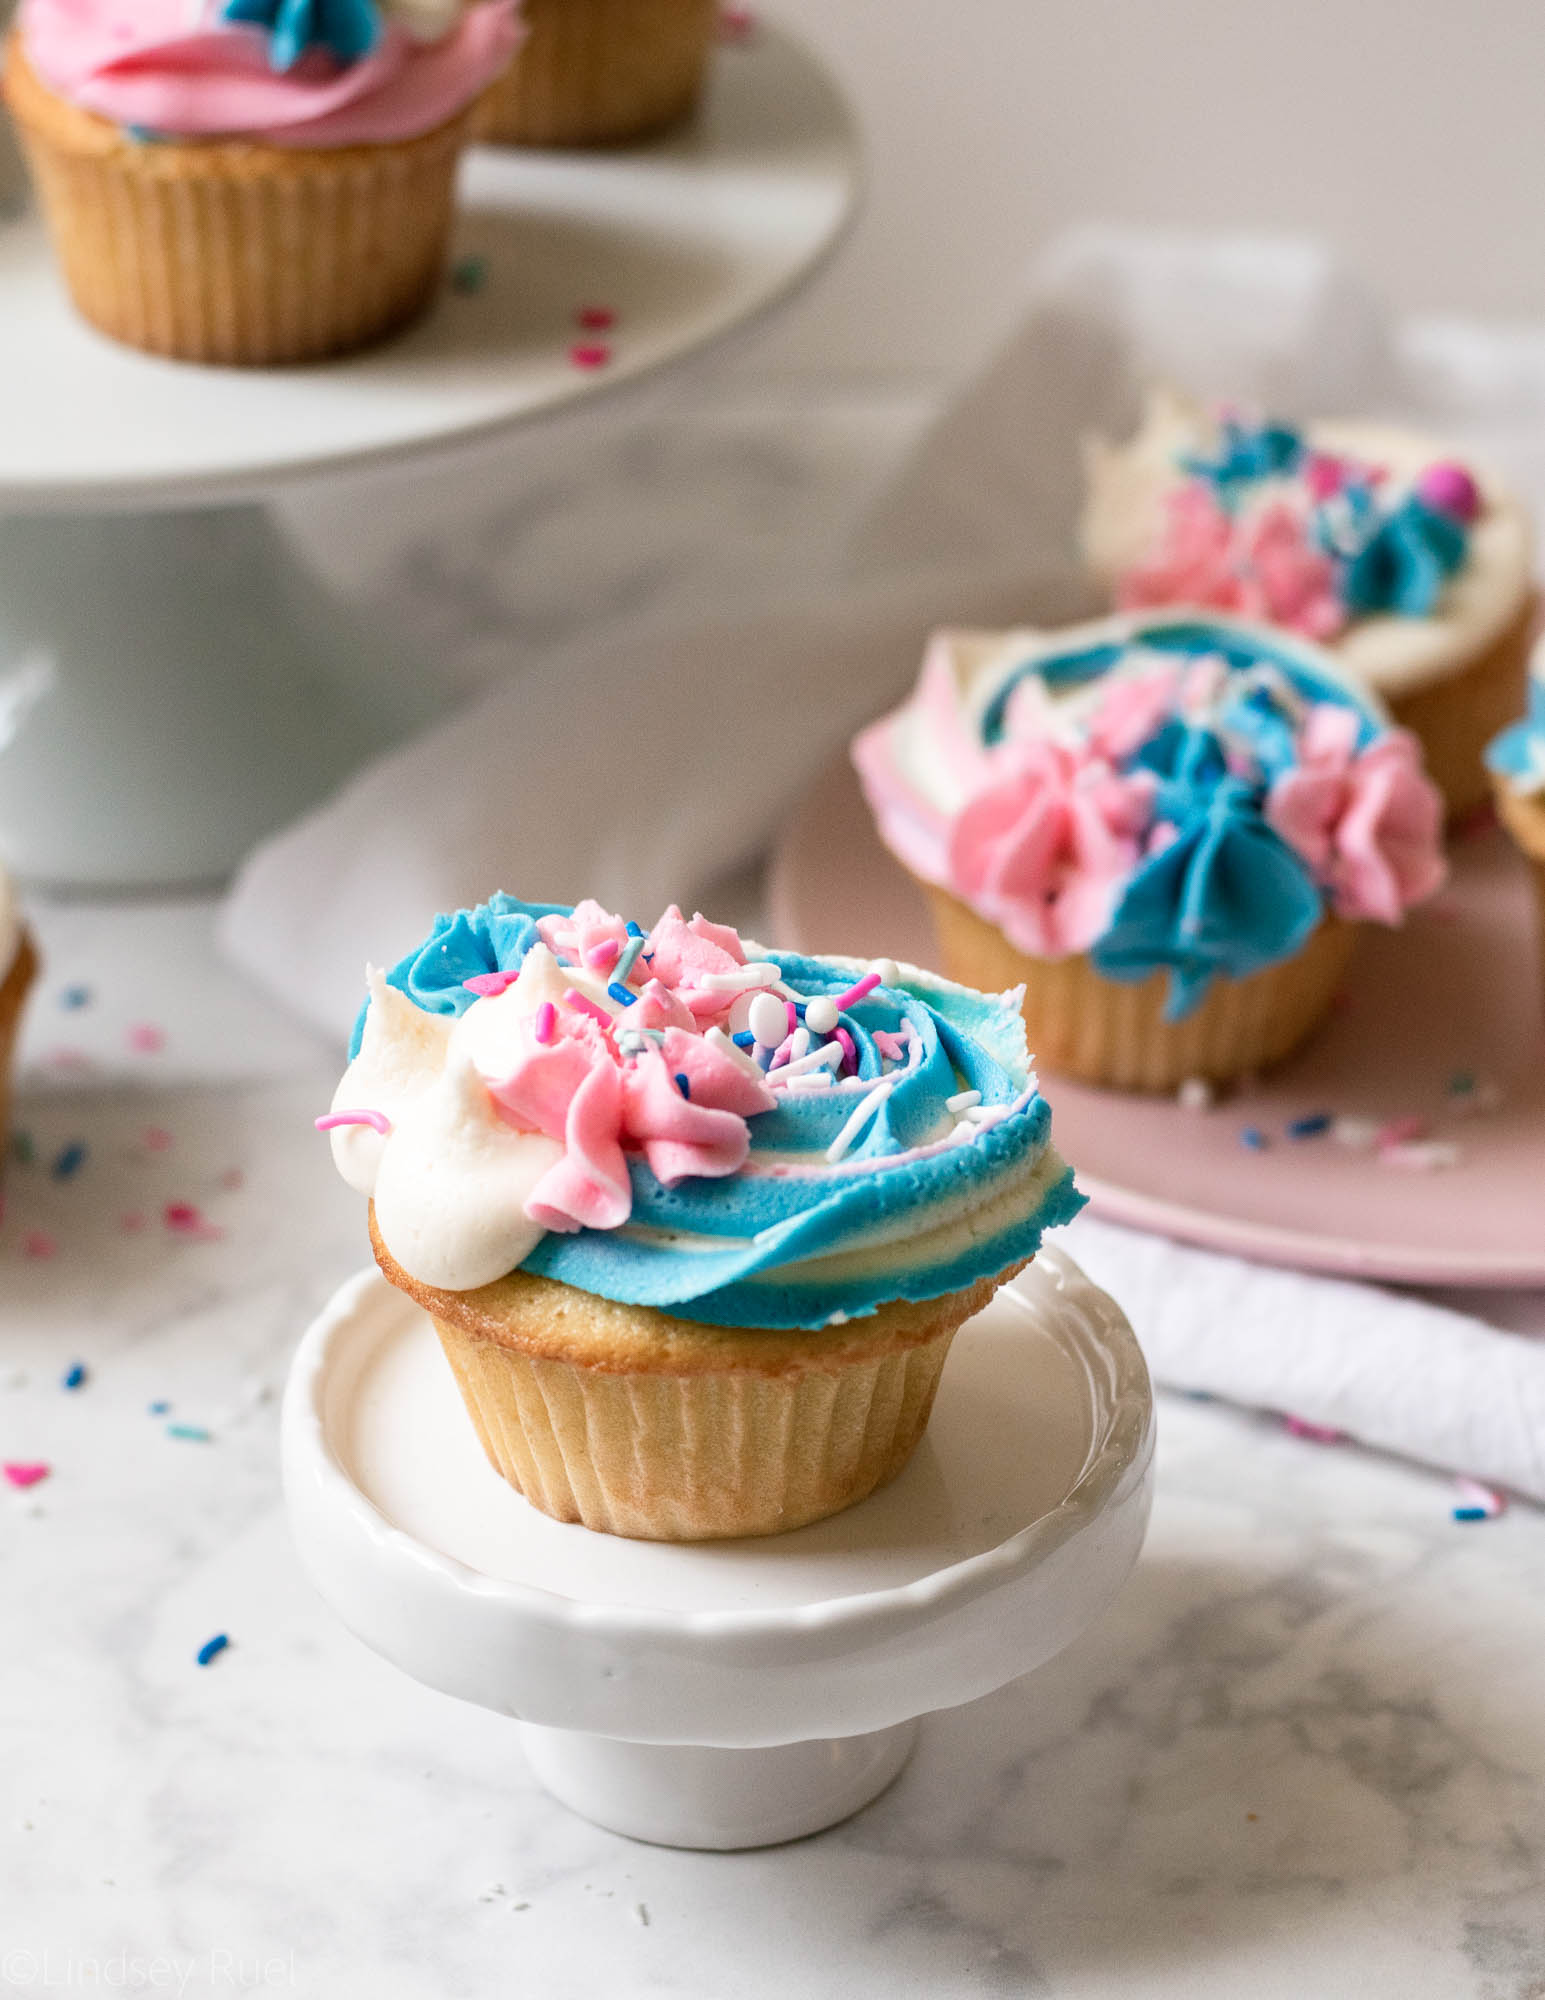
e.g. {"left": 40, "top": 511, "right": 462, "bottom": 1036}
{"left": 769, "top": 753, "right": 1545, "bottom": 1288}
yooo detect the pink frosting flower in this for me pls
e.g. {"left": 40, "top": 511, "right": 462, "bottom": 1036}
{"left": 1087, "top": 664, "right": 1182, "bottom": 762}
{"left": 646, "top": 906, "right": 749, "bottom": 1025}
{"left": 947, "top": 741, "right": 1157, "bottom": 957}
{"left": 1117, "top": 485, "right": 1242, "bottom": 615}
{"left": 1118, "top": 487, "right": 1347, "bottom": 641}
{"left": 1234, "top": 503, "right": 1346, "bottom": 640}
{"left": 1265, "top": 704, "right": 1446, "bottom": 923}
{"left": 536, "top": 898, "right": 631, "bottom": 970}
{"left": 622, "top": 1030, "right": 775, "bottom": 1187}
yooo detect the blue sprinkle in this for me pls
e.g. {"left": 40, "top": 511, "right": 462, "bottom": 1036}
{"left": 625, "top": 922, "right": 645, "bottom": 937}
{"left": 732, "top": 1031, "right": 755, "bottom": 1048}
{"left": 607, "top": 982, "right": 634, "bottom": 1007}
{"left": 1286, "top": 1113, "right": 1332, "bottom": 1140}
{"left": 1453, "top": 1506, "right": 1490, "bottom": 1523}
{"left": 62, "top": 1362, "right": 87, "bottom": 1391}
{"left": 148, "top": 1400, "right": 172, "bottom": 1416}
{"left": 167, "top": 1422, "right": 212, "bottom": 1443}
{"left": 51, "top": 1140, "right": 88, "bottom": 1181}
{"left": 60, "top": 985, "right": 92, "bottom": 1011}
{"left": 674, "top": 1072, "right": 691, "bottom": 1098}
{"left": 1240, "top": 1127, "right": 1270, "bottom": 1152}
{"left": 195, "top": 1634, "right": 230, "bottom": 1667}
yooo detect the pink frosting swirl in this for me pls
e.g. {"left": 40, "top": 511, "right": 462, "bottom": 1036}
{"left": 946, "top": 740, "right": 1157, "bottom": 957}
{"left": 19, "top": 0, "right": 522, "bottom": 147}
{"left": 1264, "top": 704, "right": 1446, "bottom": 924}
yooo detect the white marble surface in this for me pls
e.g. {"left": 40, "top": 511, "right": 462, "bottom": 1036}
{"left": 2, "top": 899, "right": 1543, "bottom": 2000}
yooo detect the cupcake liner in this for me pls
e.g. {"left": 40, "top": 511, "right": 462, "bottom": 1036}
{"left": 925, "top": 885, "right": 1357, "bottom": 1093}
{"left": 1494, "top": 782, "right": 1545, "bottom": 1015}
{"left": 431, "top": 1310, "right": 958, "bottom": 1540}
{"left": 0, "top": 931, "right": 39, "bottom": 1162}
{"left": 473, "top": 0, "right": 716, "bottom": 147}
{"left": 1386, "top": 590, "right": 1536, "bottom": 820}
{"left": 5, "top": 37, "right": 470, "bottom": 365}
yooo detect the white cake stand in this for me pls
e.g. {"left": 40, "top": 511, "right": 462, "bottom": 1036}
{"left": 0, "top": 25, "right": 857, "bottom": 889}
{"left": 281, "top": 1248, "right": 1155, "bottom": 1850}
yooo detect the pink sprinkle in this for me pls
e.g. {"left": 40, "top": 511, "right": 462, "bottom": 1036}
{"left": 569, "top": 343, "right": 612, "bottom": 371}
{"left": 120, "top": 1212, "right": 147, "bottom": 1233}
{"left": 564, "top": 988, "right": 613, "bottom": 1027}
{"left": 769, "top": 1037, "right": 794, "bottom": 1072}
{"left": 220, "top": 1168, "right": 244, "bottom": 1191}
{"left": 785, "top": 1001, "right": 799, "bottom": 1036}
{"left": 463, "top": 969, "right": 521, "bottom": 998}
{"left": 3, "top": 1462, "right": 49, "bottom": 1489}
{"left": 22, "top": 1231, "right": 57, "bottom": 1259}
{"left": 534, "top": 1002, "right": 557, "bottom": 1045}
{"left": 164, "top": 1202, "right": 222, "bottom": 1242}
{"left": 873, "top": 1031, "right": 906, "bottom": 1061}
{"left": 46, "top": 1047, "right": 93, "bottom": 1071}
{"left": 1455, "top": 1475, "right": 1507, "bottom": 1517}
{"left": 143, "top": 1127, "right": 173, "bottom": 1152}
{"left": 834, "top": 1027, "right": 856, "bottom": 1073}
{"left": 585, "top": 939, "right": 621, "bottom": 971}
{"left": 1376, "top": 1116, "right": 1427, "bottom": 1149}
{"left": 575, "top": 305, "right": 615, "bottom": 331}
{"left": 127, "top": 1022, "right": 165, "bottom": 1054}
{"left": 831, "top": 972, "right": 881, "bottom": 1012}
{"left": 720, "top": 4, "right": 755, "bottom": 38}
{"left": 315, "top": 1109, "right": 391, "bottom": 1136}
{"left": 1284, "top": 1415, "right": 1344, "bottom": 1444}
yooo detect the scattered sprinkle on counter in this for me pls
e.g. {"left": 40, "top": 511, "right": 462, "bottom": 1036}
{"left": 569, "top": 343, "right": 612, "bottom": 371}
{"left": 143, "top": 1127, "right": 173, "bottom": 1153}
{"left": 450, "top": 255, "right": 487, "bottom": 296}
{"left": 126, "top": 1023, "right": 165, "bottom": 1054}
{"left": 575, "top": 304, "right": 615, "bottom": 330}
{"left": 1239, "top": 1126, "right": 1270, "bottom": 1152}
{"left": 148, "top": 1401, "right": 172, "bottom": 1416}
{"left": 1286, "top": 1112, "right": 1332, "bottom": 1140}
{"left": 166, "top": 1423, "right": 212, "bottom": 1443}
{"left": 1454, "top": 1477, "right": 1507, "bottom": 1522}
{"left": 23, "top": 1231, "right": 58, "bottom": 1259}
{"left": 50, "top": 1140, "right": 88, "bottom": 1181}
{"left": 59, "top": 985, "right": 92, "bottom": 1010}
{"left": 1283, "top": 1415, "right": 1343, "bottom": 1444}
{"left": 3, "top": 1463, "right": 50, "bottom": 1490}
{"left": 61, "top": 1362, "right": 87, "bottom": 1391}
{"left": 195, "top": 1635, "right": 230, "bottom": 1668}
{"left": 1177, "top": 1077, "right": 1215, "bottom": 1112}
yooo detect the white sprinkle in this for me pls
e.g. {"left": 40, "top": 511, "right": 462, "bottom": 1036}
{"left": 771, "top": 1043, "right": 843, "bottom": 1083}
{"left": 1177, "top": 1077, "right": 1215, "bottom": 1112}
{"left": 825, "top": 1077, "right": 895, "bottom": 1163}
{"left": 698, "top": 961, "right": 783, "bottom": 994}
{"left": 782, "top": 1072, "right": 834, "bottom": 1092}
{"left": 634, "top": 1903, "right": 651, "bottom": 1928}
{"left": 748, "top": 991, "right": 788, "bottom": 1049}
{"left": 869, "top": 958, "right": 899, "bottom": 987}
{"left": 948, "top": 1120, "right": 978, "bottom": 1145}
{"left": 804, "top": 996, "right": 840, "bottom": 1036}
{"left": 825, "top": 1310, "right": 850, "bottom": 1327}
{"left": 946, "top": 1088, "right": 981, "bottom": 1113}
{"left": 1379, "top": 1140, "right": 1461, "bottom": 1172}
{"left": 1331, "top": 1116, "right": 1381, "bottom": 1151}
{"left": 787, "top": 1026, "right": 811, "bottom": 1062}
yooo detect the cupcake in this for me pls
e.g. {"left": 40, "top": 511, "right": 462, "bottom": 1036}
{"left": 1080, "top": 391, "right": 1535, "bottom": 817}
{"left": 853, "top": 609, "right": 1448, "bottom": 1094}
{"left": 474, "top": 0, "right": 716, "bottom": 147}
{"left": 1485, "top": 638, "right": 1545, "bottom": 1000}
{"left": 4, "top": 0, "right": 521, "bottom": 364}
{"left": 321, "top": 895, "right": 1084, "bottom": 1541}
{"left": 0, "top": 865, "right": 38, "bottom": 1162}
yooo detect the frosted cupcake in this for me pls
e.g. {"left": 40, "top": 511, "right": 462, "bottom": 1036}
{"left": 4, "top": 0, "right": 521, "bottom": 363}
{"left": 1485, "top": 638, "right": 1545, "bottom": 1002}
{"left": 0, "top": 865, "right": 38, "bottom": 1162}
{"left": 1080, "top": 391, "right": 1535, "bottom": 816}
{"left": 321, "top": 894, "right": 1083, "bottom": 1541}
{"left": 475, "top": 0, "right": 716, "bottom": 147}
{"left": 853, "top": 610, "right": 1447, "bottom": 1093}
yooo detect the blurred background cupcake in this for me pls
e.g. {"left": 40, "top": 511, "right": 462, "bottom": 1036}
{"left": 474, "top": 0, "right": 716, "bottom": 147}
{"left": 853, "top": 609, "right": 1447, "bottom": 1093}
{"left": 1080, "top": 391, "right": 1535, "bottom": 818}
{"left": 3, "top": 0, "right": 521, "bottom": 364}
{"left": 1486, "top": 634, "right": 1545, "bottom": 1009}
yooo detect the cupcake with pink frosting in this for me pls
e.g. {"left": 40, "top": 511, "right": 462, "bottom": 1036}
{"left": 4, "top": 0, "right": 522, "bottom": 362}
{"left": 853, "top": 609, "right": 1447, "bottom": 1093}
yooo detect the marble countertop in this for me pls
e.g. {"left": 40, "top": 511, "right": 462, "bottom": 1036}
{"left": 4, "top": 899, "right": 1544, "bottom": 2000}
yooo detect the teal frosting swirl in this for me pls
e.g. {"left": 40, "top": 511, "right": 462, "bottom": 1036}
{"left": 369, "top": 899, "right": 1085, "bottom": 1330}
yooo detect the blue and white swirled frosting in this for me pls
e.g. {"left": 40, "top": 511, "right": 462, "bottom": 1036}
{"left": 323, "top": 895, "right": 1083, "bottom": 1330}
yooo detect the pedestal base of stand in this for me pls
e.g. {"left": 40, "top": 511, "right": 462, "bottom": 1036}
{"left": 0, "top": 505, "right": 442, "bottom": 892}
{"left": 518, "top": 1720, "right": 918, "bottom": 1850}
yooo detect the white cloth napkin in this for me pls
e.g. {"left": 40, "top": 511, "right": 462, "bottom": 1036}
{"left": 219, "top": 224, "right": 1545, "bottom": 1497}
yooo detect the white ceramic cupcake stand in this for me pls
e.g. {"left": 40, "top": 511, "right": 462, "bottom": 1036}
{"left": 0, "top": 24, "right": 858, "bottom": 889}
{"left": 281, "top": 1247, "right": 1155, "bottom": 1850}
